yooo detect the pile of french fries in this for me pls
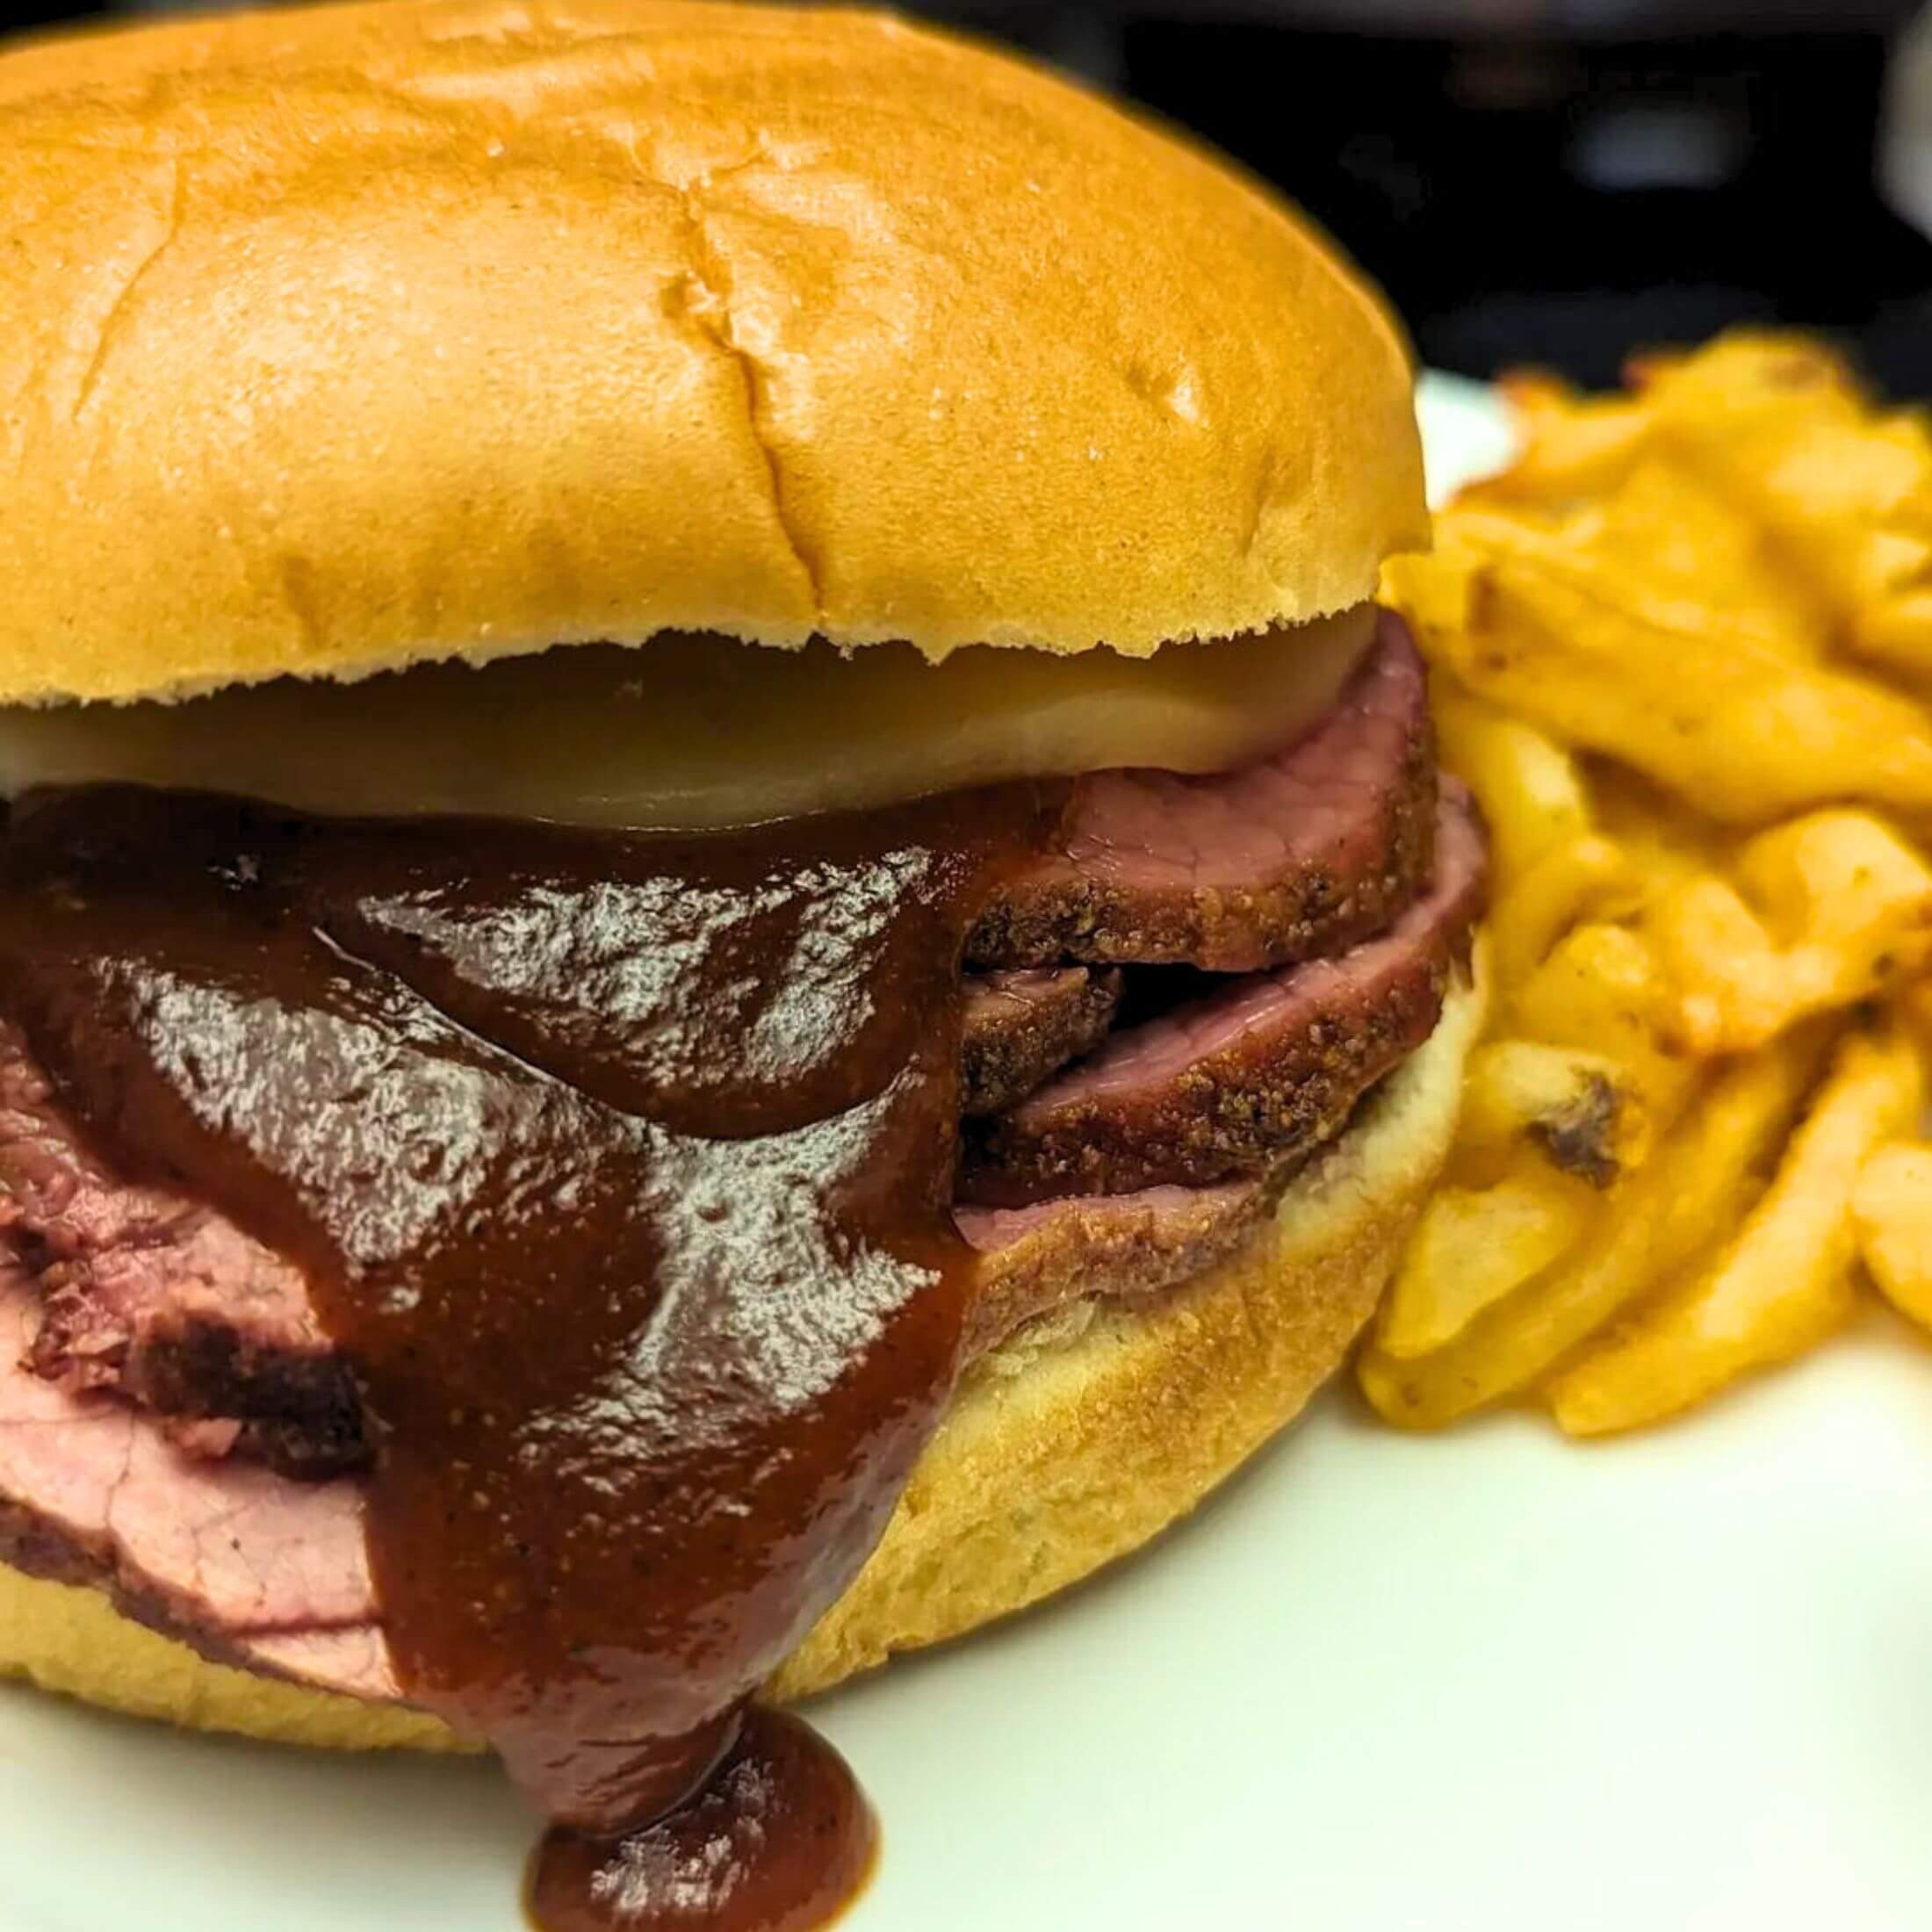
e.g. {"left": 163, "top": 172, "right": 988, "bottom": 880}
{"left": 1362, "top": 332, "right": 1932, "bottom": 1435}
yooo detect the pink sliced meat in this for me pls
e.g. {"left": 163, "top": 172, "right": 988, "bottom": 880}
{"left": 0, "top": 1023, "right": 362, "bottom": 1477}
{"left": 0, "top": 1164, "right": 1294, "bottom": 1711}
{"left": 0, "top": 1266, "right": 387, "bottom": 1694}
{"left": 968, "top": 610, "right": 1435, "bottom": 972}
{"left": 959, "top": 1179, "right": 1265, "bottom": 1354}
{"left": 0, "top": 926, "right": 1478, "bottom": 1713}
{"left": 960, "top": 967, "right": 1121, "bottom": 1116}
{"left": 959, "top": 788, "right": 1485, "bottom": 1208}
{"left": 0, "top": 603, "right": 1491, "bottom": 1707}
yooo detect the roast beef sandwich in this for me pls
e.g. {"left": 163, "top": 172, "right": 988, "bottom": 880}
{"left": 0, "top": 1, "right": 1486, "bottom": 1923}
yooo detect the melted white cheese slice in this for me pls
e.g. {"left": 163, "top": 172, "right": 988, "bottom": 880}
{"left": 0, "top": 607, "right": 1373, "bottom": 830}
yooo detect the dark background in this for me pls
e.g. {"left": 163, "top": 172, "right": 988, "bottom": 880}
{"left": 13, "top": 0, "right": 1932, "bottom": 393}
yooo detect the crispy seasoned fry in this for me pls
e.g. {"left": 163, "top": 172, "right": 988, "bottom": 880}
{"left": 1584, "top": 762, "right": 1725, "bottom": 884}
{"left": 1542, "top": 457, "right": 1826, "bottom": 661}
{"left": 1631, "top": 334, "right": 1932, "bottom": 676}
{"left": 1647, "top": 812, "right": 1932, "bottom": 1053}
{"left": 1852, "top": 1142, "right": 1932, "bottom": 1331}
{"left": 1376, "top": 1159, "right": 1597, "bottom": 1360}
{"left": 1507, "top": 923, "right": 1694, "bottom": 1126}
{"left": 1489, "top": 834, "right": 1640, "bottom": 993}
{"left": 1458, "top": 1040, "right": 1651, "bottom": 1186}
{"left": 1401, "top": 519, "right": 1932, "bottom": 823}
{"left": 1359, "top": 1027, "right": 1827, "bottom": 1428}
{"left": 1425, "top": 679, "right": 1592, "bottom": 886}
{"left": 1893, "top": 975, "right": 1932, "bottom": 1051}
{"left": 1488, "top": 371, "right": 1653, "bottom": 500}
{"left": 1857, "top": 588, "right": 1932, "bottom": 679}
{"left": 1372, "top": 331, "right": 1932, "bottom": 1435}
{"left": 1546, "top": 1027, "right": 1923, "bottom": 1435}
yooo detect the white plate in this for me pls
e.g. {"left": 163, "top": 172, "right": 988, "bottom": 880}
{"left": 6, "top": 378, "right": 1932, "bottom": 1932}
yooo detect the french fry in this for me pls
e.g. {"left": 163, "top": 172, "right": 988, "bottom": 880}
{"left": 1632, "top": 334, "right": 1932, "bottom": 677}
{"left": 1584, "top": 458, "right": 1827, "bottom": 662}
{"left": 1585, "top": 761, "right": 1726, "bottom": 886}
{"left": 1856, "top": 587, "right": 1932, "bottom": 680}
{"left": 1489, "top": 833, "right": 1640, "bottom": 994}
{"left": 1489, "top": 371, "right": 1654, "bottom": 500}
{"left": 1374, "top": 332, "right": 1932, "bottom": 1436}
{"left": 1359, "top": 1027, "right": 1827, "bottom": 1428}
{"left": 1457, "top": 1039, "right": 1652, "bottom": 1187}
{"left": 1507, "top": 922, "right": 1695, "bottom": 1127}
{"left": 1893, "top": 975, "right": 1932, "bottom": 1051}
{"left": 1405, "top": 520, "right": 1932, "bottom": 823}
{"left": 1852, "top": 1142, "right": 1932, "bottom": 1331}
{"left": 1546, "top": 1027, "right": 1923, "bottom": 1435}
{"left": 1737, "top": 811, "right": 1932, "bottom": 971}
{"left": 1417, "top": 675, "right": 1592, "bottom": 887}
{"left": 1375, "top": 1157, "right": 1598, "bottom": 1360}
{"left": 1647, "top": 875, "right": 1779, "bottom": 1051}
{"left": 1648, "top": 812, "right": 1932, "bottom": 1054}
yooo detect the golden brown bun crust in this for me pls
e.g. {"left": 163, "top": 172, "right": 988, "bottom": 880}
{"left": 0, "top": 0, "right": 1424, "bottom": 703}
{"left": 0, "top": 957, "right": 1482, "bottom": 1748}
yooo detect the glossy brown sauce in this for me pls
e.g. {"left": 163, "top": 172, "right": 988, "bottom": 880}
{"left": 528, "top": 1708, "right": 877, "bottom": 1932}
{"left": 0, "top": 781, "right": 1061, "bottom": 1929}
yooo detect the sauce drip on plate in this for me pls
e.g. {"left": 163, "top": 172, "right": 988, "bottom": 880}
{"left": 0, "top": 782, "right": 1059, "bottom": 1930}
{"left": 527, "top": 1707, "right": 876, "bottom": 1932}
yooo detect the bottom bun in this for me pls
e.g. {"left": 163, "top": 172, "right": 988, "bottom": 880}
{"left": 0, "top": 955, "right": 1486, "bottom": 1750}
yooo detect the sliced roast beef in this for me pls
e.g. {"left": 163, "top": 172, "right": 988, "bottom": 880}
{"left": 0, "top": 614, "right": 1468, "bottom": 1491}
{"left": 0, "top": 1024, "right": 364, "bottom": 1478}
{"left": 0, "top": 1268, "right": 386, "bottom": 1693}
{"left": 0, "top": 1148, "right": 1323, "bottom": 1709}
{"left": 0, "top": 797, "right": 1476, "bottom": 1466}
{"left": 960, "top": 968, "right": 1121, "bottom": 1117}
{"left": 959, "top": 1179, "right": 1265, "bottom": 1353}
{"left": 960, "top": 789, "right": 1485, "bottom": 1208}
{"left": 0, "top": 988, "right": 1473, "bottom": 1708}
{"left": 0, "top": 835, "right": 1463, "bottom": 1466}
{"left": 968, "top": 612, "right": 1434, "bottom": 973}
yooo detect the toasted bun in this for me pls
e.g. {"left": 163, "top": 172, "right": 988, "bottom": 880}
{"left": 0, "top": 0, "right": 1424, "bottom": 704}
{"left": 0, "top": 955, "right": 1482, "bottom": 1748}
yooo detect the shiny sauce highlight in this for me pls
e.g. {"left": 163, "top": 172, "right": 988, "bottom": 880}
{"left": 0, "top": 782, "right": 1061, "bottom": 1930}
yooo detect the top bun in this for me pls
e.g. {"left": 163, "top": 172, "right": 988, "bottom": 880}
{"left": 0, "top": 0, "right": 1426, "bottom": 703}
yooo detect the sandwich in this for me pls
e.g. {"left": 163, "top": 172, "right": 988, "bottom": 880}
{"left": 0, "top": 1, "right": 1486, "bottom": 1922}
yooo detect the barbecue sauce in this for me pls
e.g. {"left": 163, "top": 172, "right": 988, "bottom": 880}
{"left": 0, "top": 781, "right": 1062, "bottom": 1930}
{"left": 529, "top": 1706, "right": 876, "bottom": 1932}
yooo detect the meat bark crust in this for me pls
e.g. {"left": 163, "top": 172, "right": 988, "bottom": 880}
{"left": 0, "top": 1032, "right": 361, "bottom": 1477}
{"left": 0, "top": 1271, "right": 388, "bottom": 1695}
{"left": 960, "top": 789, "right": 1484, "bottom": 1206}
{"left": 0, "top": 789, "right": 1480, "bottom": 1467}
{"left": 967, "top": 611, "right": 1435, "bottom": 973}
{"left": 960, "top": 968, "right": 1121, "bottom": 1117}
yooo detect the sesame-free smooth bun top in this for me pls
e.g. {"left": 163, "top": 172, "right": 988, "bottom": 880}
{"left": 0, "top": 0, "right": 1426, "bottom": 704}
